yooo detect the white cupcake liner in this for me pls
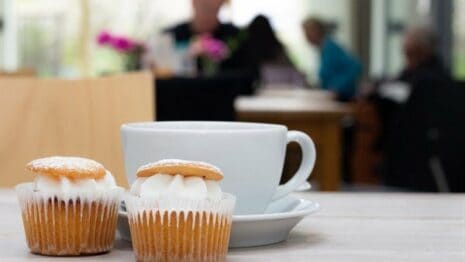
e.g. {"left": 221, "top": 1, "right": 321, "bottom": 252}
{"left": 125, "top": 193, "right": 235, "bottom": 262}
{"left": 125, "top": 193, "right": 235, "bottom": 223}
{"left": 15, "top": 183, "right": 123, "bottom": 256}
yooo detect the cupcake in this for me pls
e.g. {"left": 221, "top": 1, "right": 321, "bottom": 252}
{"left": 15, "top": 156, "right": 124, "bottom": 256}
{"left": 126, "top": 159, "right": 235, "bottom": 262}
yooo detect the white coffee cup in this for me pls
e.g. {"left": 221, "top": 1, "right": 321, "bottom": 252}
{"left": 121, "top": 121, "right": 316, "bottom": 215}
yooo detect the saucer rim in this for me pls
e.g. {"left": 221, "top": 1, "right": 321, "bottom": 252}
{"left": 118, "top": 198, "right": 319, "bottom": 222}
{"left": 233, "top": 199, "right": 319, "bottom": 222}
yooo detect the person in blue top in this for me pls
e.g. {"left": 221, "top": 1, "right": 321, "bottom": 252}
{"left": 302, "top": 17, "right": 362, "bottom": 101}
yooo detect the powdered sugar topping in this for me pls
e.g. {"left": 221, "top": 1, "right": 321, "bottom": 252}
{"left": 27, "top": 156, "right": 104, "bottom": 174}
{"left": 137, "top": 159, "right": 222, "bottom": 175}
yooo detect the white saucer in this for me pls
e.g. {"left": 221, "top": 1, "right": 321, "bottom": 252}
{"left": 116, "top": 196, "right": 319, "bottom": 248}
{"left": 230, "top": 196, "right": 319, "bottom": 248}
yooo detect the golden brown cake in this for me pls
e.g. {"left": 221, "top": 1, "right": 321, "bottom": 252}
{"left": 126, "top": 159, "right": 235, "bottom": 262}
{"left": 16, "top": 156, "right": 123, "bottom": 256}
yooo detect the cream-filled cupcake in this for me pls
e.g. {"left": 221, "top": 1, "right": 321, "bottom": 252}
{"left": 126, "top": 159, "right": 235, "bottom": 262}
{"left": 16, "top": 156, "right": 123, "bottom": 256}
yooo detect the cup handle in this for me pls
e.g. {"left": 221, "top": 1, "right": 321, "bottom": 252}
{"left": 272, "top": 131, "right": 316, "bottom": 201}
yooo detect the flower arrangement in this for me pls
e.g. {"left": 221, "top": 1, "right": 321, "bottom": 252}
{"left": 189, "top": 34, "right": 230, "bottom": 62}
{"left": 96, "top": 31, "right": 145, "bottom": 71}
{"left": 188, "top": 34, "right": 230, "bottom": 75}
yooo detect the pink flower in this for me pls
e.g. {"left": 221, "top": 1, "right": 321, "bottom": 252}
{"left": 201, "top": 36, "right": 229, "bottom": 62}
{"left": 188, "top": 34, "right": 229, "bottom": 62}
{"left": 110, "top": 37, "right": 135, "bottom": 53}
{"left": 97, "top": 31, "right": 112, "bottom": 45}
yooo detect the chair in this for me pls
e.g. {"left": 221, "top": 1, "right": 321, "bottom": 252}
{"left": 351, "top": 99, "right": 381, "bottom": 184}
{"left": 156, "top": 72, "right": 254, "bottom": 121}
{"left": 0, "top": 72, "right": 154, "bottom": 188}
{"left": 381, "top": 79, "right": 465, "bottom": 192}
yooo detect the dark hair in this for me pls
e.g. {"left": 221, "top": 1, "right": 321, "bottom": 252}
{"left": 244, "top": 15, "right": 287, "bottom": 65}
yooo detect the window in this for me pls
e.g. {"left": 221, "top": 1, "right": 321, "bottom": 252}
{"left": 453, "top": 0, "right": 465, "bottom": 80}
{"left": 370, "top": 0, "right": 430, "bottom": 77}
{"left": 3, "top": 0, "right": 191, "bottom": 76}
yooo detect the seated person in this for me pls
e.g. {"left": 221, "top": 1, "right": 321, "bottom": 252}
{"left": 226, "top": 15, "right": 305, "bottom": 86}
{"left": 373, "top": 25, "right": 464, "bottom": 192}
{"left": 302, "top": 17, "right": 362, "bottom": 101}
{"left": 165, "top": 0, "right": 241, "bottom": 74}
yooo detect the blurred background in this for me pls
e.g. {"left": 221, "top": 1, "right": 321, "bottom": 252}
{"left": 1, "top": 0, "right": 464, "bottom": 79}
{"left": 0, "top": 0, "right": 464, "bottom": 192}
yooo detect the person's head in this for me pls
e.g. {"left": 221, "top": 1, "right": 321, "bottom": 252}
{"left": 302, "top": 17, "right": 327, "bottom": 47}
{"left": 191, "top": 0, "right": 225, "bottom": 33}
{"left": 246, "top": 15, "right": 285, "bottom": 63}
{"left": 248, "top": 15, "right": 275, "bottom": 38}
{"left": 403, "top": 25, "right": 438, "bottom": 70}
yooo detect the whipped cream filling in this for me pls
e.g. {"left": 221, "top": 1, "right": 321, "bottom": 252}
{"left": 130, "top": 174, "right": 222, "bottom": 201}
{"left": 33, "top": 171, "right": 118, "bottom": 195}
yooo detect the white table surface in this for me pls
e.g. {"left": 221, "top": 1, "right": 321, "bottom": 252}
{"left": 1, "top": 189, "right": 464, "bottom": 262}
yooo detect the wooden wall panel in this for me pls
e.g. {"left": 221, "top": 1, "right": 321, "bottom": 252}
{"left": 0, "top": 72, "right": 154, "bottom": 188}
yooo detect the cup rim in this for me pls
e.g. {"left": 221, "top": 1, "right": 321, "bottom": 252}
{"left": 121, "top": 121, "right": 287, "bottom": 133}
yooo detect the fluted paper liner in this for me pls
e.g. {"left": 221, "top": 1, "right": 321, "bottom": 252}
{"left": 125, "top": 193, "right": 235, "bottom": 262}
{"left": 16, "top": 183, "right": 123, "bottom": 256}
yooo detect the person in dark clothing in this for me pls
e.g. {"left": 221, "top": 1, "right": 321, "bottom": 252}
{"left": 376, "top": 26, "right": 465, "bottom": 192}
{"left": 168, "top": 22, "right": 239, "bottom": 47}
{"left": 165, "top": 0, "right": 241, "bottom": 74}
{"left": 223, "top": 15, "right": 297, "bottom": 83}
{"left": 234, "top": 15, "right": 293, "bottom": 68}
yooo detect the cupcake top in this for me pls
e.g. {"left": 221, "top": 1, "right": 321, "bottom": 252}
{"left": 130, "top": 159, "right": 224, "bottom": 201}
{"left": 27, "top": 156, "right": 106, "bottom": 180}
{"left": 136, "top": 159, "right": 223, "bottom": 180}
{"left": 26, "top": 156, "right": 118, "bottom": 195}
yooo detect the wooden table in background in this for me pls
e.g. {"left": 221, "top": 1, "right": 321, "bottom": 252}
{"left": 1, "top": 190, "right": 464, "bottom": 261}
{"left": 235, "top": 95, "right": 352, "bottom": 191}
